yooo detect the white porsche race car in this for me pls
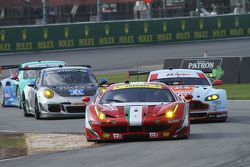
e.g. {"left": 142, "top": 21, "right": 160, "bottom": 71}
{"left": 23, "top": 66, "right": 103, "bottom": 119}
{"left": 147, "top": 69, "right": 228, "bottom": 121}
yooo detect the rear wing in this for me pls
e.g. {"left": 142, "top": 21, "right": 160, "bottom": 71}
{"left": 67, "top": 65, "right": 91, "bottom": 69}
{"left": 127, "top": 70, "right": 150, "bottom": 81}
{"left": 19, "top": 65, "right": 91, "bottom": 71}
{"left": 128, "top": 70, "right": 150, "bottom": 76}
{"left": 0, "top": 65, "right": 20, "bottom": 74}
{"left": 200, "top": 69, "right": 213, "bottom": 73}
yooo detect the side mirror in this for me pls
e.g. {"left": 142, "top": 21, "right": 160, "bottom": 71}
{"left": 28, "top": 81, "right": 37, "bottom": 88}
{"left": 184, "top": 94, "right": 193, "bottom": 101}
{"left": 99, "top": 78, "right": 108, "bottom": 85}
{"left": 82, "top": 96, "right": 91, "bottom": 104}
{"left": 213, "top": 80, "right": 222, "bottom": 85}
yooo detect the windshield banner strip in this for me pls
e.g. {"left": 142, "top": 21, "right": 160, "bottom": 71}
{"left": 113, "top": 85, "right": 162, "bottom": 90}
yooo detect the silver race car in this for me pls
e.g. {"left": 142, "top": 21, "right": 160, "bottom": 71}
{"left": 23, "top": 66, "right": 104, "bottom": 119}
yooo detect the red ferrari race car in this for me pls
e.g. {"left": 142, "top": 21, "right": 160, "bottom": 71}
{"left": 84, "top": 82, "right": 192, "bottom": 141}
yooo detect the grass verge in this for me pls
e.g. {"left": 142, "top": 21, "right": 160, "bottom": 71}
{"left": 96, "top": 72, "right": 250, "bottom": 100}
{"left": 96, "top": 72, "right": 147, "bottom": 83}
{"left": 0, "top": 133, "right": 27, "bottom": 160}
{"left": 215, "top": 84, "right": 250, "bottom": 100}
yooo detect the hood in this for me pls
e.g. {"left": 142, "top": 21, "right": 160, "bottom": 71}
{"left": 97, "top": 102, "right": 173, "bottom": 118}
{"left": 48, "top": 84, "right": 98, "bottom": 97}
{"left": 169, "top": 85, "right": 214, "bottom": 100}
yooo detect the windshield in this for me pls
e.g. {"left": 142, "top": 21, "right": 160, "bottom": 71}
{"left": 42, "top": 69, "right": 97, "bottom": 86}
{"left": 100, "top": 88, "right": 175, "bottom": 104}
{"left": 152, "top": 77, "right": 210, "bottom": 86}
{"left": 23, "top": 70, "right": 38, "bottom": 79}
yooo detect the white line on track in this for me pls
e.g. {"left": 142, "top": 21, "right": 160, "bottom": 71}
{"left": 0, "top": 156, "right": 26, "bottom": 162}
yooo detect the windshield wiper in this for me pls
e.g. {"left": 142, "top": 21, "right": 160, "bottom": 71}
{"left": 106, "top": 99, "right": 127, "bottom": 103}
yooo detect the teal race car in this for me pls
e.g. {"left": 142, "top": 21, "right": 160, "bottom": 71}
{"left": 0, "top": 61, "right": 66, "bottom": 107}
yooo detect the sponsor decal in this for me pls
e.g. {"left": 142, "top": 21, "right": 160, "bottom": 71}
{"left": 165, "top": 73, "right": 191, "bottom": 77}
{"left": 69, "top": 89, "right": 84, "bottom": 96}
{"left": 43, "top": 28, "right": 48, "bottom": 40}
{"left": 111, "top": 120, "right": 117, "bottom": 125}
{"left": 181, "top": 58, "right": 224, "bottom": 79}
{"left": 217, "top": 18, "right": 222, "bottom": 29}
{"left": 105, "top": 24, "right": 110, "bottom": 36}
{"left": 0, "top": 30, "right": 5, "bottom": 42}
{"left": 144, "top": 22, "right": 148, "bottom": 33}
{"left": 181, "top": 20, "right": 186, "bottom": 31}
{"left": 199, "top": 19, "right": 204, "bottom": 30}
{"left": 64, "top": 27, "right": 69, "bottom": 38}
{"left": 103, "top": 132, "right": 110, "bottom": 138}
{"left": 168, "top": 119, "right": 180, "bottom": 123}
{"left": 113, "top": 133, "right": 121, "bottom": 139}
{"left": 235, "top": 16, "right": 239, "bottom": 28}
{"left": 46, "top": 69, "right": 87, "bottom": 74}
{"left": 212, "top": 66, "right": 224, "bottom": 80}
{"left": 21, "top": 29, "right": 27, "bottom": 41}
{"left": 213, "top": 105, "right": 218, "bottom": 111}
{"left": 218, "top": 106, "right": 226, "bottom": 110}
{"left": 212, "top": 100, "right": 222, "bottom": 105}
{"left": 219, "top": 113, "right": 227, "bottom": 117}
{"left": 129, "top": 106, "right": 143, "bottom": 126}
{"left": 84, "top": 25, "right": 89, "bottom": 37}
{"left": 149, "top": 132, "right": 159, "bottom": 138}
{"left": 183, "top": 59, "right": 220, "bottom": 70}
{"left": 163, "top": 131, "right": 169, "bottom": 137}
{"left": 113, "top": 84, "right": 162, "bottom": 90}
{"left": 171, "top": 86, "right": 194, "bottom": 94}
{"left": 124, "top": 23, "right": 129, "bottom": 34}
{"left": 155, "top": 119, "right": 160, "bottom": 124}
{"left": 163, "top": 21, "right": 167, "bottom": 33}
{"left": 125, "top": 105, "right": 143, "bottom": 126}
{"left": 4, "top": 93, "right": 10, "bottom": 98}
{"left": 101, "top": 105, "right": 117, "bottom": 111}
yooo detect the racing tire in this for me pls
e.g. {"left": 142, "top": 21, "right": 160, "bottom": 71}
{"left": 218, "top": 117, "right": 227, "bottom": 122}
{"left": 23, "top": 94, "right": 31, "bottom": 117}
{"left": 16, "top": 86, "right": 22, "bottom": 109}
{"left": 0, "top": 85, "right": 5, "bottom": 107}
{"left": 34, "top": 97, "right": 41, "bottom": 120}
{"left": 177, "top": 128, "right": 190, "bottom": 140}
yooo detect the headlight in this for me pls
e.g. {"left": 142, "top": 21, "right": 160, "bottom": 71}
{"left": 165, "top": 104, "right": 178, "bottom": 119}
{"left": 43, "top": 89, "right": 54, "bottom": 99}
{"left": 95, "top": 106, "right": 106, "bottom": 120}
{"left": 205, "top": 94, "right": 219, "bottom": 101}
{"left": 166, "top": 111, "right": 174, "bottom": 118}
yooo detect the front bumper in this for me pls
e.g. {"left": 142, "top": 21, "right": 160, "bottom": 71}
{"left": 86, "top": 119, "right": 189, "bottom": 141}
{"left": 190, "top": 111, "right": 228, "bottom": 121}
{"left": 190, "top": 100, "right": 228, "bottom": 121}
{"left": 38, "top": 97, "right": 89, "bottom": 118}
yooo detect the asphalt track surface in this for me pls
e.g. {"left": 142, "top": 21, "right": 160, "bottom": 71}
{"left": 0, "top": 38, "right": 250, "bottom": 73}
{"left": 0, "top": 101, "right": 250, "bottom": 167}
{"left": 0, "top": 39, "right": 250, "bottom": 166}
